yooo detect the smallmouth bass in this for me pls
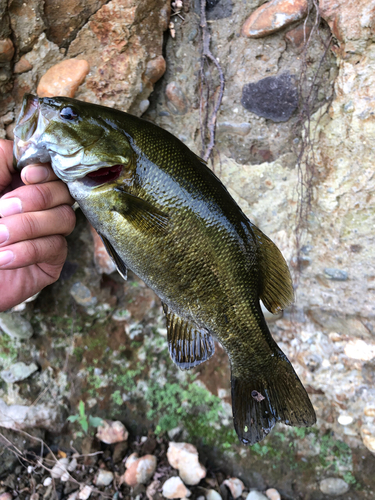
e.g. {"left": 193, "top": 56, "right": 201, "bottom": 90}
{"left": 14, "top": 94, "right": 316, "bottom": 444}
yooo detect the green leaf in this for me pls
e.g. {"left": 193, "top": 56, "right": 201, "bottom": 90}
{"left": 67, "top": 415, "right": 78, "bottom": 423}
{"left": 80, "top": 418, "right": 89, "bottom": 433}
{"left": 79, "top": 400, "right": 86, "bottom": 418}
{"left": 89, "top": 416, "right": 104, "bottom": 428}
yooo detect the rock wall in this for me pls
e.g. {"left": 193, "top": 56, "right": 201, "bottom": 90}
{"left": 1, "top": 0, "right": 375, "bottom": 497}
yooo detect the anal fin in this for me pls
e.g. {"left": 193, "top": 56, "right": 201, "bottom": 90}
{"left": 98, "top": 232, "right": 128, "bottom": 281}
{"left": 163, "top": 304, "right": 215, "bottom": 370}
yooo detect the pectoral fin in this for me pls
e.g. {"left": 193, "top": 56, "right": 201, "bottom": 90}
{"left": 251, "top": 225, "right": 294, "bottom": 313}
{"left": 98, "top": 233, "right": 128, "bottom": 280}
{"left": 113, "top": 188, "right": 169, "bottom": 235}
{"left": 163, "top": 304, "right": 215, "bottom": 370}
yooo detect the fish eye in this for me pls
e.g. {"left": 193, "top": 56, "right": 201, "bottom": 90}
{"left": 59, "top": 106, "right": 79, "bottom": 120}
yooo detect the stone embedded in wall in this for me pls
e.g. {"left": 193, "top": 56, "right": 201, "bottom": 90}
{"left": 166, "top": 81, "right": 189, "bottom": 115}
{"left": 242, "top": 0, "right": 308, "bottom": 38}
{"left": 241, "top": 73, "right": 298, "bottom": 122}
{"left": 285, "top": 24, "right": 312, "bottom": 50}
{"left": 8, "top": 0, "right": 45, "bottom": 53}
{"left": 67, "top": 0, "right": 171, "bottom": 114}
{"left": 37, "top": 58, "right": 90, "bottom": 98}
{"left": 13, "top": 56, "right": 33, "bottom": 74}
{"left": 0, "top": 38, "right": 14, "bottom": 62}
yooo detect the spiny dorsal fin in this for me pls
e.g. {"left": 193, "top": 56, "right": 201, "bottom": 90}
{"left": 163, "top": 303, "right": 215, "bottom": 370}
{"left": 98, "top": 233, "right": 128, "bottom": 281}
{"left": 251, "top": 225, "right": 294, "bottom": 313}
{"left": 113, "top": 187, "right": 169, "bottom": 235}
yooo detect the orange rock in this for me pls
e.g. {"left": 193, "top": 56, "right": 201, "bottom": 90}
{"left": 144, "top": 55, "right": 166, "bottom": 84}
{"left": 37, "top": 59, "right": 90, "bottom": 98}
{"left": 89, "top": 225, "right": 116, "bottom": 275}
{"left": 122, "top": 455, "right": 157, "bottom": 487}
{"left": 165, "top": 81, "right": 188, "bottom": 115}
{"left": 0, "top": 39, "right": 15, "bottom": 62}
{"left": 285, "top": 24, "right": 312, "bottom": 50}
{"left": 242, "top": 0, "right": 308, "bottom": 38}
{"left": 14, "top": 56, "right": 33, "bottom": 74}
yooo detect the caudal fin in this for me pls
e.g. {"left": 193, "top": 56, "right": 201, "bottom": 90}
{"left": 231, "top": 355, "right": 316, "bottom": 445}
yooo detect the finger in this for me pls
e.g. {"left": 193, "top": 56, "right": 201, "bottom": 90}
{"left": 0, "top": 205, "right": 76, "bottom": 247}
{"left": 0, "top": 139, "right": 15, "bottom": 192}
{"left": 21, "top": 164, "right": 59, "bottom": 184}
{"left": 0, "top": 234, "right": 68, "bottom": 270}
{"left": 0, "top": 180, "right": 75, "bottom": 216}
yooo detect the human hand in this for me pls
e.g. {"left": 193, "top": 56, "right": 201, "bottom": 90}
{"left": 0, "top": 139, "right": 76, "bottom": 312}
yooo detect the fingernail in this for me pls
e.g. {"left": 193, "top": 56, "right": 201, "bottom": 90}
{"left": 0, "top": 225, "right": 9, "bottom": 245}
{"left": 0, "top": 198, "right": 22, "bottom": 217}
{"left": 24, "top": 166, "right": 50, "bottom": 184}
{"left": 0, "top": 250, "right": 13, "bottom": 267}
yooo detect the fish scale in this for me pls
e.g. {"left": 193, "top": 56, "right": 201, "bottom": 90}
{"left": 13, "top": 93, "right": 316, "bottom": 445}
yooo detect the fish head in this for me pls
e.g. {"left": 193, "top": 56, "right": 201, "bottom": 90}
{"left": 13, "top": 94, "right": 134, "bottom": 193}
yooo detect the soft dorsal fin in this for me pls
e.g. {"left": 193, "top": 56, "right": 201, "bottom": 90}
{"left": 98, "top": 233, "right": 128, "bottom": 281}
{"left": 251, "top": 225, "right": 294, "bottom": 313}
{"left": 163, "top": 304, "right": 215, "bottom": 370}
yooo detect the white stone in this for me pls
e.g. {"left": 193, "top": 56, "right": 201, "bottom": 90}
{"left": 94, "top": 469, "right": 114, "bottom": 486}
{"left": 206, "top": 490, "right": 222, "bottom": 500}
{"left": 319, "top": 478, "right": 350, "bottom": 496}
{"left": 68, "top": 457, "right": 78, "bottom": 472}
{"left": 96, "top": 420, "right": 128, "bottom": 444}
{"left": 50, "top": 458, "right": 69, "bottom": 479}
{"left": 344, "top": 340, "right": 375, "bottom": 361}
{"left": 43, "top": 477, "right": 52, "bottom": 486}
{"left": 167, "top": 442, "right": 206, "bottom": 485}
{"left": 223, "top": 478, "right": 245, "bottom": 499}
{"left": 162, "top": 477, "right": 190, "bottom": 499}
{"left": 338, "top": 415, "right": 354, "bottom": 426}
{"left": 78, "top": 485, "right": 92, "bottom": 500}
{"left": 61, "top": 471, "right": 70, "bottom": 482}
{"left": 125, "top": 452, "right": 139, "bottom": 468}
{"left": 246, "top": 491, "right": 268, "bottom": 500}
{"left": 265, "top": 489, "right": 281, "bottom": 500}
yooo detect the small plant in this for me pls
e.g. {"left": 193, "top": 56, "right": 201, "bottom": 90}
{"left": 67, "top": 400, "right": 103, "bottom": 437}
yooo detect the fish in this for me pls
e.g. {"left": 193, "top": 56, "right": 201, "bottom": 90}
{"left": 13, "top": 93, "right": 316, "bottom": 445}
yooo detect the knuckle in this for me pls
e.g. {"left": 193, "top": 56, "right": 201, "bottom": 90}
{"left": 21, "top": 212, "right": 39, "bottom": 238}
{"left": 58, "top": 205, "right": 76, "bottom": 235}
{"left": 33, "top": 183, "right": 54, "bottom": 210}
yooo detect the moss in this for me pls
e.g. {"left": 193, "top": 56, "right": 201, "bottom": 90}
{"left": 0, "top": 333, "right": 18, "bottom": 368}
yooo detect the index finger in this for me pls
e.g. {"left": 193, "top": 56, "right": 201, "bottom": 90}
{"left": 0, "top": 139, "right": 15, "bottom": 192}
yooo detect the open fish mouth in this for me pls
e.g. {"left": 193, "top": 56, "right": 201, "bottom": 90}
{"left": 86, "top": 165, "right": 123, "bottom": 184}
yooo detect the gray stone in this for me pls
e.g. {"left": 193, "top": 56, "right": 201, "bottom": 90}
{"left": 246, "top": 491, "right": 268, "bottom": 500}
{"left": 319, "top": 478, "right": 350, "bottom": 496}
{"left": 324, "top": 268, "right": 348, "bottom": 281}
{"left": 0, "top": 361, "right": 38, "bottom": 383}
{"left": 206, "top": 0, "right": 233, "bottom": 20}
{"left": 0, "top": 312, "right": 33, "bottom": 339}
{"left": 241, "top": 73, "right": 298, "bottom": 122}
{"left": 70, "top": 282, "right": 97, "bottom": 307}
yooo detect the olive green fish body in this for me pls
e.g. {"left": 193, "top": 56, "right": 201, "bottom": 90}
{"left": 14, "top": 94, "right": 316, "bottom": 445}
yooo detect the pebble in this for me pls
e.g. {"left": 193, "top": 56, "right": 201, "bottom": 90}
{"left": 241, "top": 73, "right": 298, "bottom": 122}
{"left": 122, "top": 454, "right": 157, "bottom": 487}
{"left": 37, "top": 58, "right": 90, "bottom": 98}
{"left": 14, "top": 56, "right": 33, "bottom": 74}
{"left": 0, "top": 38, "right": 14, "bottom": 62}
{"left": 223, "top": 478, "right": 245, "bottom": 499}
{"left": 162, "top": 477, "right": 190, "bottom": 499}
{"left": 125, "top": 452, "right": 139, "bottom": 468}
{"left": 364, "top": 406, "right": 375, "bottom": 417}
{"left": 78, "top": 485, "right": 92, "bottom": 500}
{"left": 68, "top": 457, "right": 78, "bottom": 472}
{"left": 0, "top": 362, "right": 38, "bottom": 384}
{"left": 96, "top": 420, "right": 129, "bottom": 444}
{"left": 0, "top": 312, "right": 34, "bottom": 339}
{"left": 165, "top": 82, "right": 188, "bottom": 115}
{"left": 338, "top": 415, "right": 354, "bottom": 426}
{"left": 89, "top": 225, "right": 116, "bottom": 275}
{"left": 94, "top": 469, "right": 114, "bottom": 486}
{"left": 242, "top": 0, "right": 308, "bottom": 38}
{"left": 70, "top": 282, "right": 97, "bottom": 307}
{"left": 0, "top": 493, "right": 12, "bottom": 500}
{"left": 265, "top": 489, "right": 281, "bottom": 500}
{"left": 167, "top": 442, "right": 206, "bottom": 485}
{"left": 246, "top": 492, "right": 268, "bottom": 500}
{"left": 217, "top": 122, "right": 251, "bottom": 136}
{"left": 139, "top": 99, "right": 150, "bottom": 114}
{"left": 324, "top": 268, "right": 348, "bottom": 281}
{"left": 147, "top": 479, "right": 161, "bottom": 500}
{"left": 319, "top": 478, "right": 350, "bottom": 496}
{"left": 344, "top": 339, "right": 375, "bottom": 361}
{"left": 61, "top": 471, "right": 70, "bottom": 482}
{"left": 206, "top": 490, "right": 222, "bottom": 500}
{"left": 144, "top": 55, "right": 166, "bottom": 84}
{"left": 43, "top": 477, "right": 52, "bottom": 486}
{"left": 51, "top": 458, "right": 70, "bottom": 479}
{"left": 285, "top": 24, "right": 312, "bottom": 50}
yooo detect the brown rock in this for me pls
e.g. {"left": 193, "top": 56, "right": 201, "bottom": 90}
{"left": 37, "top": 59, "right": 90, "bottom": 98}
{"left": 144, "top": 56, "right": 166, "bottom": 84}
{"left": 122, "top": 455, "right": 157, "bottom": 487}
{"left": 165, "top": 82, "right": 188, "bottom": 115}
{"left": 9, "top": 0, "right": 45, "bottom": 52}
{"left": 96, "top": 420, "right": 129, "bottom": 444}
{"left": 89, "top": 225, "right": 116, "bottom": 275}
{"left": 285, "top": 24, "right": 312, "bottom": 50}
{"left": 14, "top": 56, "right": 33, "bottom": 74}
{"left": 0, "top": 38, "right": 14, "bottom": 62}
{"left": 242, "top": 0, "right": 308, "bottom": 38}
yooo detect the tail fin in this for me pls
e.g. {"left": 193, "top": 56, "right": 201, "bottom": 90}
{"left": 231, "top": 355, "right": 316, "bottom": 445}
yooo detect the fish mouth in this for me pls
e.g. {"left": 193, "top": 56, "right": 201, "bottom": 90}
{"left": 13, "top": 94, "right": 50, "bottom": 169}
{"left": 86, "top": 165, "right": 123, "bottom": 185}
